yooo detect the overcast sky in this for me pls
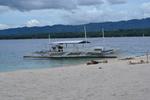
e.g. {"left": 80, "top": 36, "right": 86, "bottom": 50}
{"left": 0, "top": 0, "right": 150, "bottom": 29}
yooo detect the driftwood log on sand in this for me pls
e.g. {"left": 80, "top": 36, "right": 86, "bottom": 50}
{"left": 129, "top": 60, "right": 146, "bottom": 65}
{"left": 86, "top": 60, "right": 108, "bottom": 65}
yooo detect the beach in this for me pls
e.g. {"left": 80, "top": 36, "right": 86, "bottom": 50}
{"left": 0, "top": 56, "right": 150, "bottom": 100}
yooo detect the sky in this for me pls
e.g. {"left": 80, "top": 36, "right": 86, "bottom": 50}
{"left": 0, "top": 0, "right": 150, "bottom": 30}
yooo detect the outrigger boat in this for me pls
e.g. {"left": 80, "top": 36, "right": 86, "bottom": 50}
{"left": 24, "top": 40, "right": 117, "bottom": 59}
{"left": 24, "top": 27, "right": 118, "bottom": 59}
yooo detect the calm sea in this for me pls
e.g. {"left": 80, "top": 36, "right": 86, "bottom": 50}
{"left": 0, "top": 37, "right": 150, "bottom": 72}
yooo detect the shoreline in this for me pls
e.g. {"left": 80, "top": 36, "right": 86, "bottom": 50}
{"left": 0, "top": 55, "right": 150, "bottom": 100}
{"left": 0, "top": 54, "right": 146, "bottom": 73}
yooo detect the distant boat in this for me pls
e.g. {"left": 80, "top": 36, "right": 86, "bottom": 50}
{"left": 24, "top": 27, "right": 117, "bottom": 59}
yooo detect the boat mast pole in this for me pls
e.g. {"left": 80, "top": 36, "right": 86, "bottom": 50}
{"left": 102, "top": 28, "right": 105, "bottom": 50}
{"left": 102, "top": 28, "right": 104, "bottom": 39}
{"left": 48, "top": 34, "right": 51, "bottom": 50}
{"left": 84, "top": 26, "right": 87, "bottom": 46}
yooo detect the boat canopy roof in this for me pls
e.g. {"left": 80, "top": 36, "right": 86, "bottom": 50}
{"left": 93, "top": 46, "right": 104, "bottom": 49}
{"left": 50, "top": 40, "right": 90, "bottom": 45}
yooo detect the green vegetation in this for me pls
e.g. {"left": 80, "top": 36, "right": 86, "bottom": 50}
{"left": 0, "top": 28, "right": 150, "bottom": 39}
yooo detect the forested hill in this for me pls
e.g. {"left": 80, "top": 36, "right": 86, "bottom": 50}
{"left": 0, "top": 18, "right": 150, "bottom": 39}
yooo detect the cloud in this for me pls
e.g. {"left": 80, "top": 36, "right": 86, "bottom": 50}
{"left": 0, "top": 5, "right": 10, "bottom": 13}
{"left": 0, "top": 0, "right": 129, "bottom": 27}
{"left": 0, "top": 0, "right": 77, "bottom": 11}
{"left": 107, "top": 0, "right": 127, "bottom": 4}
{"left": 140, "top": 2, "right": 150, "bottom": 18}
{"left": 141, "top": 2, "right": 150, "bottom": 13}
{"left": 61, "top": 6, "right": 129, "bottom": 25}
{"left": 0, "top": 0, "right": 126, "bottom": 11}
{"left": 77, "top": 0, "right": 104, "bottom": 6}
{"left": 0, "top": 24, "right": 9, "bottom": 30}
{"left": 26, "top": 19, "right": 40, "bottom": 27}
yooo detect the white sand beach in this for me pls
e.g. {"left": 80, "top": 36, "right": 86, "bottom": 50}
{"left": 0, "top": 56, "right": 150, "bottom": 100}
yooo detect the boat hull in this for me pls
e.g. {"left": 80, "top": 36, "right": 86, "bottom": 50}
{"left": 23, "top": 55, "right": 117, "bottom": 59}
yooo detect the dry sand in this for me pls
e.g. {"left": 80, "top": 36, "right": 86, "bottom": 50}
{"left": 0, "top": 56, "right": 150, "bottom": 100}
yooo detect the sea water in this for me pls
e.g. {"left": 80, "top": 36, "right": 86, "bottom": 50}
{"left": 0, "top": 37, "right": 150, "bottom": 72}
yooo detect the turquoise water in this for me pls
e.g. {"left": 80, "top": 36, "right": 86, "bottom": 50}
{"left": 0, "top": 37, "right": 150, "bottom": 72}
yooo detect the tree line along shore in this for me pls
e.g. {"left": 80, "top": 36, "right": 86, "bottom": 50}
{"left": 0, "top": 28, "right": 150, "bottom": 39}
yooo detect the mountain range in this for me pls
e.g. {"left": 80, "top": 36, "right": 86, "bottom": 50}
{"left": 0, "top": 18, "right": 150, "bottom": 39}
